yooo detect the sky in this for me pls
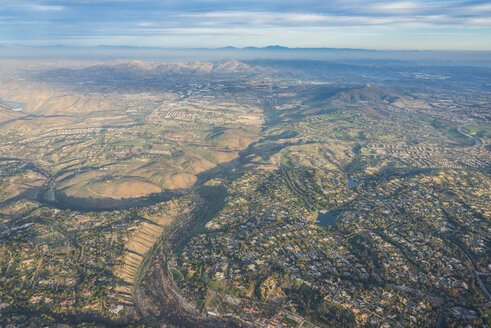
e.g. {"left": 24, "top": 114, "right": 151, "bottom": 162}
{"left": 1, "top": 0, "right": 490, "bottom": 50}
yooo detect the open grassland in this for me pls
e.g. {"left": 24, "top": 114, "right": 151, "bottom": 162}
{"left": 463, "top": 124, "right": 491, "bottom": 137}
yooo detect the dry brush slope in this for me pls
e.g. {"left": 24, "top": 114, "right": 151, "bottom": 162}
{"left": 115, "top": 212, "right": 175, "bottom": 306}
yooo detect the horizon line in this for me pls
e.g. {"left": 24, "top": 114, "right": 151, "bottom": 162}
{"left": 1, "top": 44, "right": 491, "bottom": 52}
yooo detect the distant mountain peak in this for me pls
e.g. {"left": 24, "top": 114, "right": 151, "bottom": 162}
{"left": 212, "top": 58, "right": 251, "bottom": 73}
{"left": 263, "top": 45, "right": 289, "bottom": 50}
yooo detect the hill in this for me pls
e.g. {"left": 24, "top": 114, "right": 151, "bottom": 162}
{"left": 328, "top": 85, "right": 404, "bottom": 105}
{"left": 35, "top": 59, "right": 261, "bottom": 87}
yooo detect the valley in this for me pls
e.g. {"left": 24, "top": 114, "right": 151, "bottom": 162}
{"left": 0, "top": 58, "right": 489, "bottom": 327}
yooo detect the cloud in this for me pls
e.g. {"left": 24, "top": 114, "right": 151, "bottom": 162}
{"left": 175, "top": 10, "right": 490, "bottom": 28}
{"left": 25, "top": 4, "right": 64, "bottom": 11}
{"left": 1, "top": 0, "right": 490, "bottom": 49}
{"left": 365, "top": 1, "right": 441, "bottom": 14}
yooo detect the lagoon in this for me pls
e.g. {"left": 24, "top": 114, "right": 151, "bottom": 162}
{"left": 316, "top": 211, "right": 340, "bottom": 227}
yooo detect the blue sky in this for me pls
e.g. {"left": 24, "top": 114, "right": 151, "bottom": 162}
{"left": 1, "top": 0, "right": 490, "bottom": 50}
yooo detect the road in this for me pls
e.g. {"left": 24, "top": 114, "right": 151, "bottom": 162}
{"left": 457, "top": 125, "right": 481, "bottom": 147}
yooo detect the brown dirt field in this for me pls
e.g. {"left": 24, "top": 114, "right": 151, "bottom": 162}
{"left": 208, "top": 129, "right": 257, "bottom": 149}
{"left": 153, "top": 213, "right": 174, "bottom": 226}
{"left": 116, "top": 221, "right": 164, "bottom": 292}
{"left": 179, "top": 156, "right": 215, "bottom": 174}
{"left": 167, "top": 173, "right": 197, "bottom": 189}
{"left": 59, "top": 173, "right": 163, "bottom": 199}
{"left": 115, "top": 211, "right": 176, "bottom": 306}
{"left": 205, "top": 150, "right": 237, "bottom": 163}
{"left": 88, "top": 177, "right": 161, "bottom": 199}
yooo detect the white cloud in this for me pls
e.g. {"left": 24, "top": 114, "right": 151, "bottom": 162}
{"left": 464, "top": 17, "right": 491, "bottom": 25}
{"left": 177, "top": 10, "right": 491, "bottom": 28}
{"left": 461, "top": 3, "right": 491, "bottom": 14}
{"left": 24, "top": 4, "right": 64, "bottom": 11}
{"left": 178, "top": 11, "right": 398, "bottom": 27}
{"left": 368, "top": 1, "right": 428, "bottom": 13}
{"left": 2, "top": 0, "right": 490, "bottom": 49}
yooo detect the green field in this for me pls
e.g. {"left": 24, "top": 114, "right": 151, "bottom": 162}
{"left": 463, "top": 125, "right": 491, "bottom": 137}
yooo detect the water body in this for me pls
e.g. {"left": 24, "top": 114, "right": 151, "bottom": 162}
{"left": 347, "top": 178, "right": 358, "bottom": 188}
{"left": 316, "top": 211, "right": 340, "bottom": 227}
{"left": 0, "top": 99, "right": 27, "bottom": 110}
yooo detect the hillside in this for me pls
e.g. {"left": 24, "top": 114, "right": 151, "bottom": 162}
{"left": 35, "top": 59, "right": 262, "bottom": 87}
{"left": 0, "top": 102, "right": 24, "bottom": 123}
{"left": 328, "top": 85, "right": 404, "bottom": 105}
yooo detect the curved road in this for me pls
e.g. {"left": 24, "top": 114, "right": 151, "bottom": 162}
{"left": 457, "top": 125, "right": 481, "bottom": 147}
